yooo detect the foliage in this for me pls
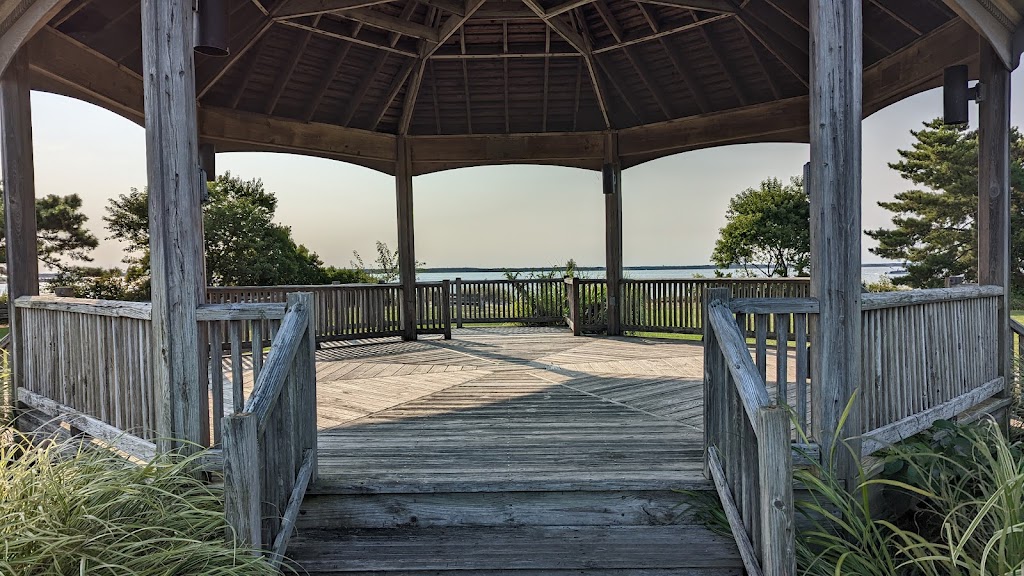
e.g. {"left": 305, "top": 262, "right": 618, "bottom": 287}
{"left": 711, "top": 177, "right": 809, "bottom": 277}
{"left": 105, "top": 174, "right": 325, "bottom": 287}
{"left": 320, "top": 266, "right": 376, "bottom": 284}
{"left": 0, "top": 189, "right": 99, "bottom": 271}
{"left": 868, "top": 119, "right": 1024, "bottom": 290}
{"left": 795, "top": 416, "right": 1024, "bottom": 576}
{"left": 49, "top": 266, "right": 150, "bottom": 301}
{"left": 502, "top": 260, "right": 578, "bottom": 325}
{"left": 350, "top": 241, "right": 423, "bottom": 283}
{"left": 0, "top": 431, "right": 280, "bottom": 575}
{"left": 862, "top": 276, "right": 906, "bottom": 293}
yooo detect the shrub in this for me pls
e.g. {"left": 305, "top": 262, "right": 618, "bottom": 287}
{"left": 0, "top": 431, "right": 279, "bottom": 575}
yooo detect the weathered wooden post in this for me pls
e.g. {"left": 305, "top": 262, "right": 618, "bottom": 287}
{"left": 977, "top": 43, "right": 1012, "bottom": 420}
{"left": 441, "top": 279, "right": 452, "bottom": 340}
{"left": 0, "top": 48, "right": 39, "bottom": 420}
{"left": 223, "top": 412, "right": 261, "bottom": 550}
{"left": 809, "top": 0, "right": 863, "bottom": 487}
{"left": 396, "top": 136, "right": 417, "bottom": 341}
{"left": 141, "top": 0, "right": 206, "bottom": 453}
{"left": 455, "top": 277, "right": 464, "bottom": 328}
{"left": 604, "top": 134, "right": 623, "bottom": 336}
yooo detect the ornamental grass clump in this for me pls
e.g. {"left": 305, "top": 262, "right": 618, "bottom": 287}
{"left": 0, "top": 430, "right": 278, "bottom": 575}
{"left": 796, "top": 416, "right": 1024, "bottom": 576}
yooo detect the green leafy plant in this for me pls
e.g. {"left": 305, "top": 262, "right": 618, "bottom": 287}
{"left": 0, "top": 430, "right": 281, "bottom": 575}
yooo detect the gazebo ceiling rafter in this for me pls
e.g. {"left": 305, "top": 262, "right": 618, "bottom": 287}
{"left": 22, "top": 0, "right": 989, "bottom": 172}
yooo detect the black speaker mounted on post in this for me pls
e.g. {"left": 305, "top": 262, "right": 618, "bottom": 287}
{"left": 195, "top": 0, "right": 229, "bottom": 56}
{"left": 943, "top": 65, "right": 981, "bottom": 126}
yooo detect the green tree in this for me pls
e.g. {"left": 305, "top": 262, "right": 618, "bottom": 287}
{"left": 867, "top": 119, "right": 1024, "bottom": 289}
{"left": 712, "top": 177, "right": 809, "bottom": 277}
{"left": 0, "top": 190, "right": 99, "bottom": 271}
{"left": 105, "top": 173, "right": 326, "bottom": 287}
{"left": 350, "top": 240, "right": 424, "bottom": 283}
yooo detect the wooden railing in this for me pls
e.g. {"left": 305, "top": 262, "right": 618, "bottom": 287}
{"left": 220, "top": 292, "right": 317, "bottom": 567}
{"left": 731, "top": 296, "right": 816, "bottom": 436}
{"left": 622, "top": 278, "right": 810, "bottom": 335}
{"left": 704, "top": 287, "right": 796, "bottom": 576}
{"left": 13, "top": 297, "right": 158, "bottom": 455}
{"left": 452, "top": 278, "right": 565, "bottom": 327}
{"left": 208, "top": 282, "right": 450, "bottom": 342}
{"left": 564, "top": 278, "right": 609, "bottom": 334}
{"left": 859, "top": 285, "right": 1006, "bottom": 455}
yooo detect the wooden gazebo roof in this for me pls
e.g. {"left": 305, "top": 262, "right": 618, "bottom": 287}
{"left": 25, "top": 0, "right": 984, "bottom": 173}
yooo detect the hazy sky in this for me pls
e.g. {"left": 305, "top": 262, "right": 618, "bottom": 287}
{"left": 26, "top": 68, "right": 1024, "bottom": 270}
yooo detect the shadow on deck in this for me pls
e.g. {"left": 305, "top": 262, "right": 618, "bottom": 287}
{"left": 287, "top": 328, "right": 750, "bottom": 574}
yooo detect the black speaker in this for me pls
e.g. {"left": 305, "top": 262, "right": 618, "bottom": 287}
{"left": 943, "top": 65, "right": 969, "bottom": 126}
{"left": 195, "top": 0, "right": 229, "bottom": 56}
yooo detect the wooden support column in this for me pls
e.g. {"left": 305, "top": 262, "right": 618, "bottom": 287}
{"left": 1, "top": 48, "right": 39, "bottom": 416}
{"left": 396, "top": 136, "right": 417, "bottom": 341}
{"left": 977, "top": 43, "right": 1011, "bottom": 408}
{"left": 604, "top": 134, "right": 623, "bottom": 336}
{"left": 142, "top": 0, "right": 206, "bottom": 453}
{"left": 808, "top": 0, "right": 863, "bottom": 486}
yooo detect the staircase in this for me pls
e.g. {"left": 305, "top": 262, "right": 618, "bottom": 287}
{"left": 286, "top": 478, "right": 743, "bottom": 574}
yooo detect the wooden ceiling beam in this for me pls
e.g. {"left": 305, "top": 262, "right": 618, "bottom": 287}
{"left": 591, "top": 13, "right": 729, "bottom": 53}
{"left": 866, "top": 0, "right": 922, "bottom": 35}
{"left": 229, "top": 34, "right": 269, "bottom": 108}
{"left": 341, "top": 8, "right": 439, "bottom": 41}
{"left": 303, "top": 24, "right": 361, "bottom": 121}
{"left": 277, "top": 19, "right": 417, "bottom": 56}
{"left": 264, "top": 16, "right": 321, "bottom": 115}
{"left": 429, "top": 59, "right": 441, "bottom": 133}
{"left": 594, "top": 53, "right": 641, "bottom": 123}
{"left": 736, "top": 11, "right": 808, "bottom": 87}
{"left": 594, "top": 2, "right": 624, "bottom": 42}
{"left": 276, "top": 0, "right": 392, "bottom": 19}
{"left": 522, "top": 0, "right": 611, "bottom": 128}
{"left": 369, "top": 57, "right": 418, "bottom": 130}
{"left": 422, "top": 0, "right": 487, "bottom": 56}
{"left": 633, "top": 0, "right": 735, "bottom": 14}
{"left": 740, "top": 27, "right": 780, "bottom": 99}
{"left": 503, "top": 21, "right": 509, "bottom": 132}
{"left": 341, "top": 52, "right": 388, "bottom": 125}
{"left": 470, "top": 4, "right": 536, "bottom": 19}
{"left": 196, "top": 11, "right": 275, "bottom": 99}
{"left": 660, "top": 36, "right": 710, "bottom": 113}
{"left": 51, "top": 0, "right": 91, "bottom": 28}
{"left": 623, "top": 46, "right": 673, "bottom": 119}
{"left": 696, "top": 16, "right": 749, "bottom": 105}
{"left": 635, "top": 2, "right": 659, "bottom": 32}
{"left": 544, "top": 0, "right": 598, "bottom": 19}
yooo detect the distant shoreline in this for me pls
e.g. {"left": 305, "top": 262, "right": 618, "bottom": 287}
{"left": 417, "top": 263, "right": 902, "bottom": 274}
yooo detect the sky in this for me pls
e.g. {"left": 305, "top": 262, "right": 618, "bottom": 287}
{"left": 25, "top": 68, "right": 1024, "bottom": 271}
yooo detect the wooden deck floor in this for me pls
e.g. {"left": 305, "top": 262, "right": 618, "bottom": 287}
{"left": 310, "top": 327, "right": 713, "bottom": 493}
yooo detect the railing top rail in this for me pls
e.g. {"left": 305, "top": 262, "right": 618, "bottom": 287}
{"left": 14, "top": 295, "right": 152, "bottom": 320}
{"left": 197, "top": 303, "right": 287, "bottom": 321}
{"left": 623, "top": 277, "right": 810, "bottom": 283}
{"left": 457, "top": 278, "right": 564, "bottom": 284}
{"left": 730, "top": 297, "right": 819, "bottom": 314}
{"left": 861, "top": 284, "right": 1003, "bottom": 311}
{"left": 208, "top": 283, "right": 400, "bottom": 291}
{"left": 1011, "top": 318, "right": 1024, "bottom": 336}
{"left": 707, "top": 300, "right": 771, "bottom": 430}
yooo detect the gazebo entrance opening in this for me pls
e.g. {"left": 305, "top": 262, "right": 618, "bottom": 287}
{"left": 2, "top": 0, "right": 1021, "bottom": 572}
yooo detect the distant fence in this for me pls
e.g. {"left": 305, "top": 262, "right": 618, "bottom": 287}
{"left": 210, "top": 278, "right": 812, "bottom": 341}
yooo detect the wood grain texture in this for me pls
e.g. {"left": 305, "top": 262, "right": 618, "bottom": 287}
{"left": 809, "top": 0, "right": 864, "bottom": 487}
{"left": 1, "top": 47, "right": 37, "bottom": 413}
{"left": 141, "top": 0, "right": 205, "bottom": 453}
{"left": 604, "top": 137, "right": 623, "bottom": 336}
{"left": 396, "top": 136, "right": 417, "bottom": 341}
{"left": 223, "top": 413, "right": 261, "bottom": 550}
{"left": 978, "top": 44, "right": 1012, "bottom": 407}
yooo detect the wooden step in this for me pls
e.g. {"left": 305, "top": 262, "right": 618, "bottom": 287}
{"left": 285, "top": 525, "right": 743, "bottom": 574}
{"left": 296, "top": 489, "right": 698, "bottom": 530}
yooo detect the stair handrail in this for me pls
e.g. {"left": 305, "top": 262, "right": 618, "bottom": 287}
{"left": 703, "top": 288, "right": 796, "bottom": 576}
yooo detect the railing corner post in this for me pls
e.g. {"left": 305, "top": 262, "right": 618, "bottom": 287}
{"left": 442, "top": 280, "right": 452, "bottom": 340}
{"left": 223, "top": 412, "right": 262, "bottom": 552}
{"left": 570, "top": 277, "right": 582, "bottom": 337}
{"left": 757, "top": 405, "right": 796, "bottom": 576}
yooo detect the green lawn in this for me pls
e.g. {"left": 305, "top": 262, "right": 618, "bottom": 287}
{"left": 1013, "top": 311, "right": 1024, "bottom": 326}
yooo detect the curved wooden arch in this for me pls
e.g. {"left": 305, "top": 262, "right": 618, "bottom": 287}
{"left": 25, "top": 15, "right": 977, "bottom": 176}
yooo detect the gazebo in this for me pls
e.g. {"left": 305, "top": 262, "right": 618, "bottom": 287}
{"left": 1, "top": 0, "right": 1022, "bottom": 573}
